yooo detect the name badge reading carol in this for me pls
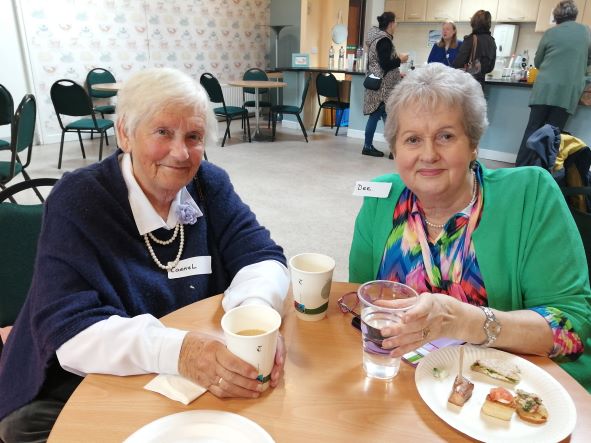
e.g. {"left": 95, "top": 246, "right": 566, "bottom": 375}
{"left": 352, "top": 181, "right": 392, "bottom": 198}
{"left": 168, "top": 256, "right": 212, "bottom": 279}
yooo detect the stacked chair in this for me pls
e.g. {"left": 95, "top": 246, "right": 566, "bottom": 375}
{"left": 0, "top": 94, "right": 41, "bottom": 201}
{"left": 271, "top": 75, "right": 311, "bottom": 143}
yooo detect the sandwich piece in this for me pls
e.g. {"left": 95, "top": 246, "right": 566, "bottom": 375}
{"left": 471, "top": 358, "right": 521, "bottom": 384}
{"left": 448, "top": 375, "right": 474, "bottom": 406}
{"left": 515, "top": 389, "right": 549, "bottom": 424}
{"left": 481, "top": 387, "right": 516, "bottom": 421}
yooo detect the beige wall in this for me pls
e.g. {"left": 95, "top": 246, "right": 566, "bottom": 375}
{"left": 301, "top": 0, "right": 350, "bottom": 67}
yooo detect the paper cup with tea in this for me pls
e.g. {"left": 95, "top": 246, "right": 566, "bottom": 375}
{"left": 221, "top": 304, "right": 281, "bottom": 390}
{"left": 289, "top": 253, "right": 335, "bottom": 321}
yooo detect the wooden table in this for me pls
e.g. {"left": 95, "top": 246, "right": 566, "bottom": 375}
{"left": 91, "top": 82, "right": 123, "bottom": 92}
{"left": 226, "top": 80, "right": 286, "bottom": 141}
{"left": 48, "top": 282, "right": 591, "bottom": 442}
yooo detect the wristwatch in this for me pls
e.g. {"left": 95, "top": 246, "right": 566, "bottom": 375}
{"left": 479, "top": 306, "right": 501, "bottom": 347}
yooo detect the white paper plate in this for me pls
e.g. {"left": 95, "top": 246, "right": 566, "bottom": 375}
{"left": 415, "top": 345, "right": 576, "bottom": 443}
{"left": 123, "top": 410, "right": 275, "bottom": 443}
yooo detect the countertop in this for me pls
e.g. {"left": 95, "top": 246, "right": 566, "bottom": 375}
{"left": 270, "top": 66, "right": 365, "bottom": 76}
{"left": 485, "top": 78, "right": 534, "bottom": 87}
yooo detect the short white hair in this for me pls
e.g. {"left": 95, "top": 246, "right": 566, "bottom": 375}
{"left": 116, "top": 68, "right": 218, "bottom": 149}
{"left": 384, "top": 63, "right": 488, "bottom": 150}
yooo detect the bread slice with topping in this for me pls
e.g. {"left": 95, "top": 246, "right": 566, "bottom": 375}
{"left": 515, "top": 389, "right": 549, "bottom": 424}
{"left": 481, "top": 387, "right": 516, "bottom": 421}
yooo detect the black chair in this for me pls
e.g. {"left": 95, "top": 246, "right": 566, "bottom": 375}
{"left": 86, "top": 67, "right": 117, "bottom": 118}
{"left": 50, "top": 79, "right": 114, "bottom": 169}
{"left": 271, "top": 75, "right": 311, "bottom": 142}
{"left": 0, "top": 178, "right": 58, "bottom": 355}
{"left": 242, "top": 68, "right": 271, "bottom": 128}
{"left": 312, "top": 72, "right": 349, "bottom": 136}
{"left": 0, "top": 83, "right": 13, "bottom": 151}
{"left": 200, "top": 72, "right": 251, "bottom": 147}
{"left": 0, "top": 94, "right": 41, "bottom": 201}
{"left": 562, "top": 187, "right": 591, "bottom": 282}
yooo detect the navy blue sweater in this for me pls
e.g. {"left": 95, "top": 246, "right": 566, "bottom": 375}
{"left": 0, "top": 151, "right": 286, "bottom": 420}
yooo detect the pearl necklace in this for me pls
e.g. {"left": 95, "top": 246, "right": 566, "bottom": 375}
{"left": 143, "top": 223, "right": 185, "bottom": 270}
{"left": 424, "top": 172, "right": 478, "bottom": 229}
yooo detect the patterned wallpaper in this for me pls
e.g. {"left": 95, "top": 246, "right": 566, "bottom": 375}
{"left": 19, "top": 0, "right": 271, "bottom": 143}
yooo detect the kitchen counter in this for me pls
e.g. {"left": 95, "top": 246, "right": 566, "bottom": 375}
{"left": 485, "top": 78, "right": 533, "bottom": 88}
{"left": 270, "top": 66, "right": 365, "bottom": 76}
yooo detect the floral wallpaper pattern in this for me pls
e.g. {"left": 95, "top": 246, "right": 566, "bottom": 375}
{"left": 19, "top": 0, "right": 271, "bottom": 143}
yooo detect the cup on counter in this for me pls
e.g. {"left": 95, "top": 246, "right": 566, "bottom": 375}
{"left": 357, "top": 280, "right": 419, "bottom": 380}
{"left": 289, "top": 253, "right": 335, "bottom": 321}
{"left": 221, "top": 305, "right": 281, "bottom": 390}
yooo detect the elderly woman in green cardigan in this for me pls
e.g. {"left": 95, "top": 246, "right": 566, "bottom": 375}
{"left": 349, "top": 63, "right": 591, "bottom": 392}
{"left": 516, "top": 0, "right": 591, "bottom": 165}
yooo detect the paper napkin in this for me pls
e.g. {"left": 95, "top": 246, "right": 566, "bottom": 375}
{"left": 144, "top": 374, "right": 207, "bottom": 405}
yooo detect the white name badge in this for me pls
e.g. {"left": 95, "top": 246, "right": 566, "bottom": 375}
{"left": 352, "top": 181, "right": 392, "bottom": 198}
{"left": 167, "top": 256, "right": 212, "bottom": 279}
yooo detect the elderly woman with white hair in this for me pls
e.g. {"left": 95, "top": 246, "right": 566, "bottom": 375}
{"left": 0, "top": 68, "right": 289, "bottom": 442}
{"left": 349, "top": 63, "right": 591, "bottom": 392}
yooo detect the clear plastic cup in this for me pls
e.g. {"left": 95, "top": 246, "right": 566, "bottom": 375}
{"left": 357, "top": 280, "right": 419, "bottom": 380}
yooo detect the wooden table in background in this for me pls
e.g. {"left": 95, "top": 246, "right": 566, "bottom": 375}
{"left": 226, "top": 79, "right": 286, "bottom": 141}
{"left": 48, "top": 282, "right": 591, "bottom": 442}
{"left": 91, "top": 82, "right": 124, "bottom": 92}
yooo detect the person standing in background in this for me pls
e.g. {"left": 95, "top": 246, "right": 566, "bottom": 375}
{"left": 362, "top": 11, "right": 408, "bottom": 158}
{"left": 453, "top": 10, "right": 496, "bottom": 88}
{"left": 515, "top": 0, "right": 591, "bottom": 166}
{"left": 428, "top": 21, "right": 463, "bottom": 66}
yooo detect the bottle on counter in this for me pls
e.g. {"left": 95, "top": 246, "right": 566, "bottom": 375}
{"left": 338, "top": 46, "right": 345, "bottom": 70}
{"left": 328, "top": 45, "right": 335, "bottom": 69}
{"left": 527, "top": 65, "right": 538, "bottom": 84}
{"left": 355, "top": 47, "right": 364, "bottom": 72}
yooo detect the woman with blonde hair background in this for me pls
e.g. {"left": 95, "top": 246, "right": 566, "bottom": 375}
{"left": 428, "top": 21, "right": 462, "bottom": 66}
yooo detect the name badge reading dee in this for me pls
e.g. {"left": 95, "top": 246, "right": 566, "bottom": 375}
{"left": 352, "top": 181, "right": 392, "bottom": 198}
{"left": 168, "top": 256, "right": 212, "bottom": 279}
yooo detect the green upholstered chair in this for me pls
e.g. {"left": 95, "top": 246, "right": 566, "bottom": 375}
{"left": 200, "top": 72, "right": 251, "bottom": 147}
{"left": 85, "top": 67, "right": 117, "bottom": 118}
{"left": 0, "top": 94, "right": 41, "bottom": 201}
{"left": 0, "top": 177, "right": 58, "bottom": 355}
{"left": 271, "top": 75, "right": 311, "bottom": 142}
{"left": 0, "top": 83, "right": 14, "bottom": 151}
{"left": 50, "top": 79, "right": 114, "bottom": 169}
{"left": 242, "top": 68, "right": 271, "bottom": 128}
{"left": 312, "top": 72, "right": 350, "bottom": 136}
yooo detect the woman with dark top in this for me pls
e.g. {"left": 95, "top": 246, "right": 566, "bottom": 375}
{"left": 515, "top": 0, "right": 591, "bottom": 166}
{"left": 0, "top": 68, "right": 289, "bottom": 443}
{"left": 362, "top": 11, "right": 408, "bottom": 158}
{"left": 453, "top": 10, "right": 496, "bottom": 87}
{"left": 428, "top": 21, "right": 462, "bottom": 66}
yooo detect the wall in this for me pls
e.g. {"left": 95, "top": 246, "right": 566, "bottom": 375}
{"left": 16, "top": 0, "right": 271, "bottom": 144}
{"left": 270, "top": 0, "right": 300, "bottom": 68}
{"left": 0, "top": 0, "right": 32, "bottom": 140}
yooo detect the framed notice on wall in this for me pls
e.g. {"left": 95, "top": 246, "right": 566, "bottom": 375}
{"left": 291, "top": 53, "right": 310, "bottom": 68}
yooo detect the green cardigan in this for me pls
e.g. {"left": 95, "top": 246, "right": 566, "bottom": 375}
{"left": 349, "top": 165, "right": 591, "bottom": 391}
{"left": 530, "top": 21, "right": 591, "bottom": 115}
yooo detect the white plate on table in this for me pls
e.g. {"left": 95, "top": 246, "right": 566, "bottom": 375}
{"left": 123, "top": 410, "right": 274, "bottom": 443}
{"left": 415, "top": 345, "right": 576, "bottom": 443}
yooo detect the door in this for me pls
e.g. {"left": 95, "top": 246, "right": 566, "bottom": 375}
{"left": 459, "top": 0, "right": 498, "bottom": 22}
{"left": 497, "top": 0, "right": 540, "bottom": 22}
{"left": 426, "top": 0, "right": 461, "bottom": 22}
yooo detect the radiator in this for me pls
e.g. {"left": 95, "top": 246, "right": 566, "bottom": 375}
{"left": 221, "top": 85, "right": 244, "bottom": 107}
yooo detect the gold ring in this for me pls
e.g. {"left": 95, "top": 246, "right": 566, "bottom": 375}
{"left": 422, "top": 327, "right": 430, "bottom": 340}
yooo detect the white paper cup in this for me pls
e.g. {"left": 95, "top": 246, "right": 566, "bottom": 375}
{"left": 289, "top": 253, "right": 335, "bottom": 321}
{"left": 221, "top": 305, "right": 281, "bottom": 390}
